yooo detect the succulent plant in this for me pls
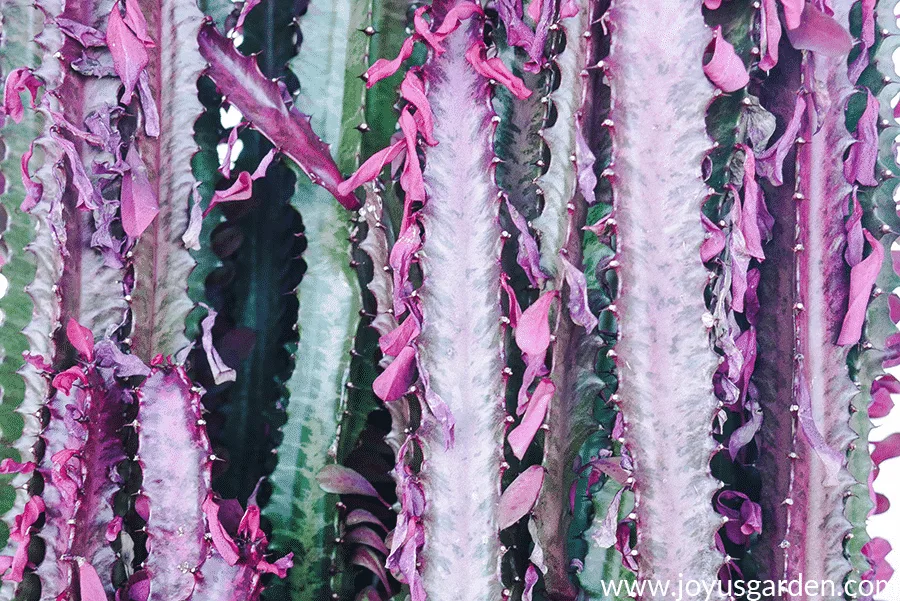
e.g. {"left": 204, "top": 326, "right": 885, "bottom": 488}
{"left": 0, "top": 0, "right": 896, "bottom": 600}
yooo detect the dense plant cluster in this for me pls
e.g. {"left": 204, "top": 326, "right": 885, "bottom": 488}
{"left": 0, "top": 0, "right": 896, "bottom": 600}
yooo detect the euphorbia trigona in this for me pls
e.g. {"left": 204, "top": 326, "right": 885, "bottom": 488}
{"left": 0, "top": 0, "right": 897, "bottom": 600}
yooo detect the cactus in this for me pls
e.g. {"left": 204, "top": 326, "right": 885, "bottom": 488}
{"left": 0, "top": 0, "right": 897, "bottom": 600}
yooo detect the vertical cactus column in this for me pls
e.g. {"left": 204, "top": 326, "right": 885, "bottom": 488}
{"left": 606, "top": 0, "right": 724, "bottom": 591}
{"left": 417, "top": 9, "right": 504, "bottom": 601}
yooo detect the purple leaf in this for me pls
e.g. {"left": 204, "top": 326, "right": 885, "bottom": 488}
{"left": 366, "top": 36, "right": 415, "bottom": 87}
{"left": 498, "top": 465, "right": 544, "bottom": 529}
{"left": 560, "top": 256, "right": 598, "bottom": 333}
{"left": 843, "top": 90, "right": 879, "bottom": 187}
{"left": 121, "top": 145, "right": 161, "bottom": 237}
{"left": 507, "top": 202, "right": 547, "bottom": 287}
{"left": 202, "top": 495, "right": 240, "bottom": 565}
{"left": 785, "top": 3, "right": 853, "bottom": 56}
{"left": 200, "top": 304, "right": 237, "bottom": 385}
{"left": 795, "top": 373, "right": 846, "bottom": 486}
{"left": 316, "top": 465, "right": 380, "bottom": 498}
{"left": 106, "top": 2, "right": 149, "bottom": 100}
{"left": 703, "top": 27, "right": 749, "bottom": 93}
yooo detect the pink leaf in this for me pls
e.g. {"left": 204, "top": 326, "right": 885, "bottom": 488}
{"left": 845, "top": 191, "right": 864, "bottom": 267}
{"left": 203, "top": 171, "right": 253, "bottom": 217}
{"left": 121, "top": 146, "right": 160, "bottom": 238}
{"left": 465, "top": 41, "right": 532, "bottom": 99}
{"left": 837, "top": 230, "right": 884, "bottom": 345}
{"left": 66, "top": 318, "right": 95, "bottom": 361}
{"left": 515, "top": 291, "right": 557, "bottom": 357}
{"left": 337, "top": 140, "right": 405, "bottom": 197}
{"left": 508, "top": 379, "right": 554, "bottom": 459}
{"left": 861, "top": 0, "right": 876, "bottom": 48}
{"left": 400, "top": 71, "right": 437, "bottom": 146}
{"left": 78, "top": 561, "right": 107, "bottom": 601}
{"left": 703, "top": 27, "right": 749, "bottom": 93}
{"left": 498, "top": 465, "right": 544, "bottom": 529}
{"left": 52, "top": 366, "right": 87, "bottom": 394}
{"left": 780, "top": 0, "right": 804, "bottom": 29}
{"left": 379, "top": 317, "right": 420, "bottom": 357}
{"left": 202, "top": 495, "right": 240, "bottom": 565}
{"left": 701, "top": 214, "right": 725, "bottom": 262}
{"left": 373, "top": 345, "right": 417, "bottom": 402}
{"left": 106, "top": 2, "right": 149, "bottom": 100}
{"left": 870, "top": 376, "right": 898, "bottom": 419}
{"left": 2, "top": 68, "right": 42, "bottom": 124}
{"left": 258, "top": 552, "right": 293, "bottom": 577}
{"left": 872, "top": 432, "right": 900, "bottom": 466}
{"left": 122, "top": 0, "right": 154, "bottom": 46}
{"left": 844, "top": 90, "right": 879, "bottom": 187}
{"left": 106, "top": 516, "right": 124, "bottom": 541}
{"left": 414, "top": 2, "right": 484, "bottom": 55}
{"left": 785, "top": 3, "right": 853, "bottom": 56}
{"left": 366, "top": 36, "right": 415, "bottom": 87}
{"left": 704, "top": 0, "right": 722, "bottom": 7}
{"left": 399, "top": 109, "right": 426, "bottom": 204}
{"left": 0, "top": 459, "right": 35, "bottom": 475}
{"left": 317, "top": 465, "right": 380, "bottom": 498}
{"left": 759, "top": 0, "right": 781, "bottom": 71}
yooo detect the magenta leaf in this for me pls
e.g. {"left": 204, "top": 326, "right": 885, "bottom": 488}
{"left": 837, "top": 230, "right": 884, "bottom": 345}
{"left": 2, "top": 68, "right": 42, "bottom": 124}
{"left": 843, "top": 90, "right": 879, "bottom": 187}
{"left": 508, "top": 379, "right": 554, "bottom": 460}
{"left": 203, "top": 495, "right": 241, "bottom": 565}
{"left": 373, "top": 345, "right": 417, "bottom": 401}
{"left": 499, "top": 465, "right": 545, "bottom": 530}
{"left": 66, "top": 318, "right": 95, "bottom": 362}
{"left": 785, "top": 3, "right": 853, "bottom": 56}
{"left": 703, "top": 27, "right": 749, "bottom": 93}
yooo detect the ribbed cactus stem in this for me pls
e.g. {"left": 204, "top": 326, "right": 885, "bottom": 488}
{"left": 605, "top": 0, "right": 724, "bottom": 594}
{"left": 755, "top": 5, "right": 858, "bottom": 590}
{"left": 417, "top": 11, "right": 504, "bottom": 601}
